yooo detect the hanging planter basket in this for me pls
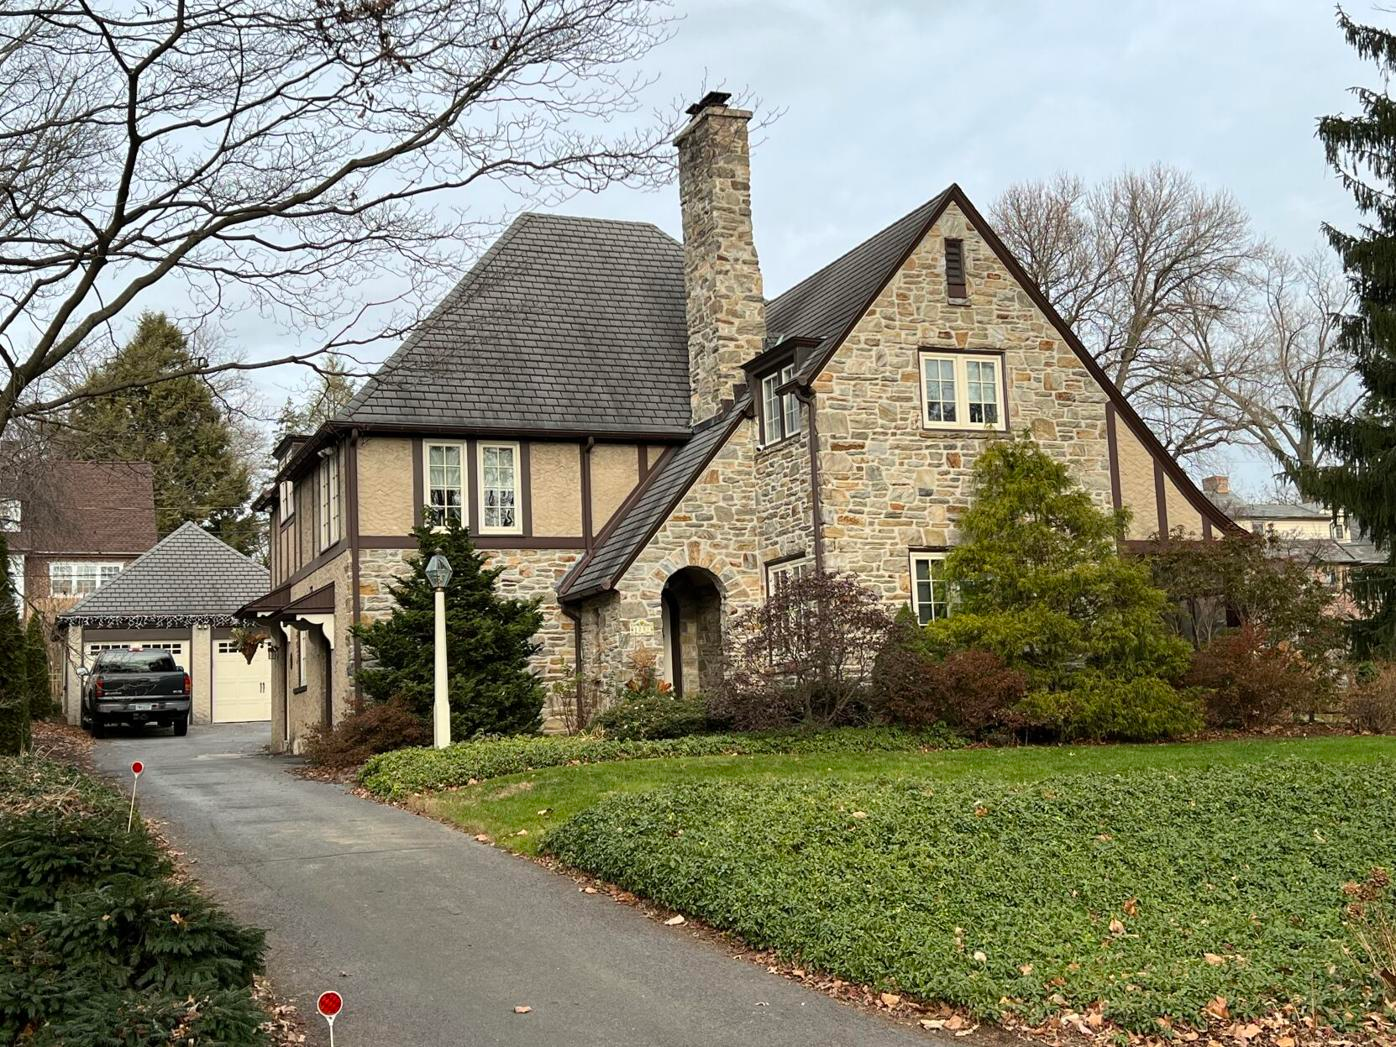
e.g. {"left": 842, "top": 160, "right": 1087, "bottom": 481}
{"left": 229, "top": 624, "right": 270, "bottom": 665}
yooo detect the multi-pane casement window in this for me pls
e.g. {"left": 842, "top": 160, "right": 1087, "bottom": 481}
{"left": 0, "top": 498, "right": 20, "bottom": 532}
{"left": 425, "top": 442, "right": 465, "bottom": 526}
{"left": 909, "top": 552, "right": 952, "bottom": 625}
{"left": 49, "top": 561, "right": 123, "bottom": 597}
{"left": 278, "top": 480, "right": 294, "bottom": 520}
{"left": 919, "top": 352, "right": 1006, "bottom": 430}
{"left": 765, "top": 554, "right": 810, "bottom": 597}
{"left": 759, "top": 363, "right": 799, "bottom": 446}
{"left": 478, "top": 441, "right": 522, "bottom": 534}
{"left": 317, "top": 453, "right": 341, "bottom": 550}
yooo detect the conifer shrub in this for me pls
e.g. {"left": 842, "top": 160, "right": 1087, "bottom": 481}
{"left": 355, "top": 516, "right": 545, "bottom": 737}
{"left": 0, "top": 536, "right": 30, "bottom": 755}
{"left": 1017, "top": 674, "right": 1204, "bottom": 742}
{"left": 24, "top": 614, "right": 55, "bottom": 720}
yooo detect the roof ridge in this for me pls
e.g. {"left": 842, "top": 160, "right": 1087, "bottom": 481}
{"left": 516, "top": 210, "right": 678, "bottom": 241}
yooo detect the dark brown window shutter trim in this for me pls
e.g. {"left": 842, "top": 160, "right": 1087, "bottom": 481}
{"left": 944, "top": 237, "right": 967, "bottom": 299}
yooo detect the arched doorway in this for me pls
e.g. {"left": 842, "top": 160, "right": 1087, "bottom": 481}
{"left": 660, "top": 567, "right": 724, "bottom": 697}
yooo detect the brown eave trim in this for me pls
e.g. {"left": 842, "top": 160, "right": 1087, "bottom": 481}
{"left": 1154, "top": 458, "right": 1170, "bottom": 538}
{"left": 358, "top": 534, "right": 587, "bottom": 551}
{"left": 1105, "top": 403, "right": 1123, "bottom": 512}
{"left": 743, "top": 335, "right": 822, "bottom": 376}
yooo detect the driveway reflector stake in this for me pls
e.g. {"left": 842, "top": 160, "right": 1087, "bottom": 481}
{"left": 127, "top": 761, "right": 143, "bottom": 833}
{"left": 317, "top": 990, "right": 343, "bottom": 1045}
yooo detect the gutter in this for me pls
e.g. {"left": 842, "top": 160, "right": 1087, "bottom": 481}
{"left": 795, "top": 384, "right": 825, "bottom": 574}
{"left": 347, "top": 428, "right": 363, "bottom": 702}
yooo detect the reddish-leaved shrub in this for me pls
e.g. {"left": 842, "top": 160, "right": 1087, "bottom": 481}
{"left": 303, "top": 695, "right": 430, "bottom": 769}
{"left": 876, "top": 634, "right": 1027, "bottom": 736}
{"left": 1347, "top": 662, "right": 1396, "bottom": 735}
{"left": 1184, "top": 623, "right": 1325, "bottom": 730}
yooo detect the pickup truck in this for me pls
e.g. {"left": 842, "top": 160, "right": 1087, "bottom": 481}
{"left": 80, "top": 649, "right": 192, "bottom": 738}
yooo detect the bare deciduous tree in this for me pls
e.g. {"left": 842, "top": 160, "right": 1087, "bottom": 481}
{"left": 0, "top": 0, "right": 676, "bottom": 436}
{"left": 992, "top": 165, "right": 1356, "bottom": 470}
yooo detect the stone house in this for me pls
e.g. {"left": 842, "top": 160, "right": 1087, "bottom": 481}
{"left": 241, "top": 92, "right": 1238, "bottom": 750}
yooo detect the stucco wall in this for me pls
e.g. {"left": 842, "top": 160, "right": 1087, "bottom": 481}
{"left": 530, "top": 443, "right": 583, "bottom": 537}
{"left": 813, "top": 202, "right": 1114, "bottom": 605}
{"left": 358, "top": 436, "right": 415, "bottom": 536}
{"left": 287, "top": 548, "right": 353, "bottom": 723}
{"left": 590, "top": 443, "right": 641, "bottom": 534}
{"left": 189, "top": 625, "right": 213, "bottom": 724}
{"left": 1114, "top": 417, "right": 1160, "bottom": 539}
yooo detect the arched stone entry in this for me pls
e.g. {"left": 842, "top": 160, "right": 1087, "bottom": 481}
{"left": 660, "top": 566, "right": 724, "bottom": 697}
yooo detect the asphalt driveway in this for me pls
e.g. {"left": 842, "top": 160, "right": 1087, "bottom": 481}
{"left": 92, "top": 724, "right": 931, "bottom": 1047}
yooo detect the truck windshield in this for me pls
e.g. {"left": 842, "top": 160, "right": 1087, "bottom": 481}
{"left": 96, "top": 651, "right": 177, "bottom": 673}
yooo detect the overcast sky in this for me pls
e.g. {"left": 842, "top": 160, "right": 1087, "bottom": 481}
{"left": 238, "top": 0, "right": 1373, "bottom": 488}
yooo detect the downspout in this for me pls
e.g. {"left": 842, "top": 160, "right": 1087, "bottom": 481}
{"left": 581, "top": 436, "right": 596, "bottom": 551}
{"left": 347, "top": 428, "right": 363, "bottom": 702}
{"left": 795, "top": 385, "right": 825, "bottom": 574}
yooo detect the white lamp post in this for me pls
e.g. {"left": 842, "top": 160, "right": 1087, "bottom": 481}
{"left": 424, "top": 552, "right": 453, "bottom": 749}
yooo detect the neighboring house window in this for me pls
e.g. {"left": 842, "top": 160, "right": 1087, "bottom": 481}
{"left": 317, "top": 453, "right": 341, "bottom": 550}
{"left": 759, "top": 363, "right": 798, "bottom": 446}
{"left": 7, "top": 554, "right": 22, "bottom": 604}
{"left": 0, "top": 498, "right": 19, "bottom": 532}
{"left": 426, "top": 442, "right": 465, "bottom": 526}
{"left": 909, "top": 551, "right": 952, "bottom": 625}
{"left": 478, "top": 441, "right": 522, "bottom": 534}
{"left": 49, "top": 561, "right": 123, "bottom": 596}
{"left": 278, "top": 480, "right": 294, "bottom": 520}
{"left": 765, "top": 554, "right": 809, "bottom": 597}
{"left": 919, "top": 352, "right": 1006, "bottom": 431}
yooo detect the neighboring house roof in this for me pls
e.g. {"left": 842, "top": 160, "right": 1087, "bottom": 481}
{"left": 1228, "top": 501, "right": 1331, "bottom": 522}
{"left": 57, "top": 521, "right": 269, "bottom": 627}
{"left": 335, "top": 213, "right": 692, "bottom": 437}
{"left": 559, "top": 402, "right": 749, "bottom": 601}
{"left": 5, "top": 460, "right": 157, "bottom": 557}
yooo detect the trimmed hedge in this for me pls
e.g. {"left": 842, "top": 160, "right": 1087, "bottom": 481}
{"left": 0, "top": 754, "right": 268, "bottom": 1045}
{"left": 543, "top": 759, "right": 1396, "bottom": 1033}
{"left": 590, "top": 696, "right": 711, "bottom": 740}
{"left": 359, "top": 725, "right": 962, "bottom": 799}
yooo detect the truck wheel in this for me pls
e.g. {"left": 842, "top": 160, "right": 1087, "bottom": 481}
{"left": 173, "top": 715, "right": 188, "bottom": 737}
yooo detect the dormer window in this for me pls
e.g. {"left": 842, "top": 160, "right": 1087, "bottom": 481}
{"left": 759, "top": 363, "right": 799, "bottom": 446}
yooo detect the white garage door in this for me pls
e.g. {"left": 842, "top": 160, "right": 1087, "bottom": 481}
{"left": 213, "top": 639, "right": 271, "bottom": 723}
{"left": 86, "top": 640, "right": 186, "bottom": 669}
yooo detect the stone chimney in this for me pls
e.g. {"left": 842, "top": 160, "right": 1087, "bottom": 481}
{"left": 1201, "top": 475, "right": 1230, "bottom": 496}
{"left": 675, "top": 91, "right": 766, "bottom": 423}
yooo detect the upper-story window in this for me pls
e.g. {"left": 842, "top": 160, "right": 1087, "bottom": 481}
{"left": 910, "top": 551, "right": 952, "bottom": 625}
{"left": 317, "top": 452, "right": 341, "bottom": 550}
{"left": 0, "top": 498, "right": 20, "bottom": 532}
{"left": 760, "top": 363, "right": 799, "bottom": 446}
{"left": 278, "top": 480, "right": 294, "bottom": 521}
{"left": 478, "top": 441, "right": 522, "bottom": 534}
{"left": 919, "top": 352, "right": 1006, "bottom": 431}
{"left": 426, "top": 442, "right": 465, "bottom": 526}
{"left": 50, "top": 561, "right": 123, "bottom": 597}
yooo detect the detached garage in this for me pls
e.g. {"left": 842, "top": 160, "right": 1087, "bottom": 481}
{"left": 57, "top": 522, "right": 272, "bottom": 727}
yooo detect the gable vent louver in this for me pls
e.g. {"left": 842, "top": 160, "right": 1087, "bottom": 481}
{"left": 944, "top": 238, "right": 967, "bottom": 300}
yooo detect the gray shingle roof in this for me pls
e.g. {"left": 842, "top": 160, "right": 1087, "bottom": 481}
{"left": 559, "top": 402, "right": 748, "bottom": 601}
{"left": 58, "top": 521, "right": 269, "bottom": 625}
{"left": 767, "top": 190, "right": 949, "bottom": 375}
{"left": 337, "top": 213, "right": 692, "bottom": 435}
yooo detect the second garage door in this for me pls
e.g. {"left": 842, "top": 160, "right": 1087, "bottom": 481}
{"left": 213, "top": 639, "right": 271, "bottom": 723}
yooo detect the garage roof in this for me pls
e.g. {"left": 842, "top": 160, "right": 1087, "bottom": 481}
{"left": 57, "top": 522, "right": 269, "bottom": 628}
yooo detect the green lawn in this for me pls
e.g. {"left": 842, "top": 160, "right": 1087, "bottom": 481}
{"left": 417, "top": 734, "right": 1396, "bottom": 857}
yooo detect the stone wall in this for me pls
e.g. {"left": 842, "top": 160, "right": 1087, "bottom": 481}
{"left": 754, "top": 406, "right": 815, "bottom": 583}
{"left": 813, "top": 202, "right": 1115, "bottom": 606}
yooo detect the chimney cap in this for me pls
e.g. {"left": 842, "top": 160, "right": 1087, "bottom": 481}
{"left": 686, "top": 90, "right": 732, "bottom": 116}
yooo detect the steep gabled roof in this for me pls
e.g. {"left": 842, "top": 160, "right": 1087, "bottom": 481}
{"left": 336, "top": 213, "right": 692, "bottom": 437}
{"left": 58, "top": 521, "right": 269, "bottom": 626}
{"left": 559, "top": 401, "right": 749, "bottom": 602}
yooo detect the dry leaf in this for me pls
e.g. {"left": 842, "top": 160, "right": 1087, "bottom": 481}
{"left": 1204, "top": 953, "right": 1226, "bottom": 966}
{"left": 1018, "top": 963, "right": 1034, "bottom": 975}
{"left": 880, "top": 992, "right": 901, "bottom": 1008}
{"left": 920, "top": 1018, "right": 945, "bottom": 1030}
{"left": 583, "top": 886, "right": 598, "bottom": 895}
{"left": 513, "top": 1005, "right": 531, "bottom": 1015}
{"left": 1275, "top": 1037, "right": 1295, "bottom": 1047}
{"left": 664, "top": 915, "right": 686, "bottom": 926}
{"left": 1237, "top": 1023, "right": 1263, "bottom": 1040}
{"left": 1123, "top": 897, "right": 1139, "bottom": 916}
{"left": 972, "top": 950, "right": 987, "bottom": 963}
{"left": 850, "top": 811, "right": 868, "bottom": 819}
{"left": 1206, "top": 996, "right": 1230, "bottom": 1020}
{"left": 473, "top": 834, "right": 491, "bottom": 843}
{"left": 1109, "top": 918, "right": 1125, "bottom": 935}
{"left": 944, "top": 1014, "right": 967, "bottom": 1030}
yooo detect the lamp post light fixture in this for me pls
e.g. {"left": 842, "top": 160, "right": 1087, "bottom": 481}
{"left": 425, "top": 552, "right": 453, "bottom": 749}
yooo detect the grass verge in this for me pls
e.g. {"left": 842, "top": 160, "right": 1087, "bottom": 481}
{"left": 541, "top": 758, "right": 1396, "bottom": 1035}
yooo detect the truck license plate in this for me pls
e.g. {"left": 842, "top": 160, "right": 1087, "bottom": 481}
{"left": 128, "top": 703, "right": 152, "bottom": 711}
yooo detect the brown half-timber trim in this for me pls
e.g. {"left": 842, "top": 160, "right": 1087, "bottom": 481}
{"left": 348, "top": 430, "right": 363, "bottom": 702}
{"left": 637, "top": 444, "right": 649, "bottom": 482}
{"left": 795, "top": 386, "right": 825, "bottom": 574}
{"left": 797, "top": 184, "right": 1240, "bottom": 536}
{"left": 1153, "top": 458, "right": 1169, "bottom": 537}
{"left": 580, "top": 438, "right": 595, "bottom": 551}
{"left": 357, "top": 535, "right": 587, "bottom": 550}
{"left": 274, "top": 539, "right": 347, "bottom": 592}
{"left": 519, "top": 440, "right": 532, "bottom": 537}
{"left": 1104, "top": 403, "right": 1123, "bottom": 511}
{"left": 466, "top": 438, "right": 480, "bottom": 534}
{"left": 411, "top": 437, "right": 424, "bottom": 529}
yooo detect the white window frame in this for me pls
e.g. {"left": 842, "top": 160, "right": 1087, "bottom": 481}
{"left": 278, "top": 480, "right": 294, "bottom": 520}
{"left": 909, "top": 551, "right": 953, "bottom": 625}
{"left": 477, "top": 440, "right": 523, "bottom": 535}
{"left": 296, "top": 629, "right": 307, "bottom": 688}
{"left": 919, "top": 352, "right": 1007, "bottom": 431}
{"left": 49, "top": 561, "right": 124, "bottom": 597}
{"left": 317, "top": 453, "right": 341, "bottom": 551}
{"left": 759, "top": 363, "right": 799, "bottom": 447}
{"left": 424, "top": 441, "right": 466, "bottom": 527}
{"left": 765, "top": 554, "right": 810, "bottom": 598}
{"left": 0, "top": 498, "right": 20, "bottom": 532}
{"left": 7, "top": 554, "right": 23, "bottom": 604}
